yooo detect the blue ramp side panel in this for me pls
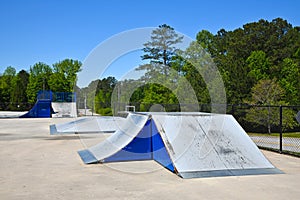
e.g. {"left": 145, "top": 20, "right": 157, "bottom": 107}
{"left": 151, "top": 120, "right": 175, "bottom": 172}
{"left": 103, "top": 119, "right": 153, "bottom": 162}
{"left": 20, "top": 99, "right": 53, "bottom": 118}
{"left": 20, "top": 90, "right": 54, "bottom": 118}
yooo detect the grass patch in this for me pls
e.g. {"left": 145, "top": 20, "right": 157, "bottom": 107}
{"left": 248, "top": 132, "right": 300, "bottom": 138}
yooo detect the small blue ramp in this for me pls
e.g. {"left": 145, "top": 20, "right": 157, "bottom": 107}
{"left": 20, "top": 90, "right": 54, "bottom": 118}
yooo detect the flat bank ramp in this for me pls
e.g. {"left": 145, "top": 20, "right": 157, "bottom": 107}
{"left": 78, "top": 113, "right": 150, "bottom": 164}
{"left": 151, "top": 113, "right": 280, "bottom": 178}
{"left": 50, "top": 116, "right": 125, "bottom": 135}
{"left": 51, "top": 102, "right": 77, "bottom": 118}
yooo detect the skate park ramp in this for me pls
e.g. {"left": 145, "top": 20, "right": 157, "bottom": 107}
{"left": 19, "top": 90, "right": 54, "bottom": 118}
{"left": 77, "top": 112, "right": 281, "bottom": 178}
{"left": 50, "top": 116, "right": 126, "bottom": 135}
{"left": 20, "top": 99, "right": 54, "bottom": 118}
{"left": 78, "top": 113, "right": 151, "bottom": 164}
{"left": 51, "top": 102, "right": 77, "bottom": 118}
{"left": 19, "top": 90, "right": 77, "bottom": 118}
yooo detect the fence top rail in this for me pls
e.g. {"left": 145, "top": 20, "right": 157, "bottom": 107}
{"left": 230, "top": 104, "right": 300, "bottom": 108}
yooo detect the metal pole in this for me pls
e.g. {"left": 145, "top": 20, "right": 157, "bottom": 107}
{"left": 84, "top": 94, "right": 87, "bottom": 116}
{"left": 279, "top": 105, "right": 283, "bottom": 153}
{"left": 231, "top": 104, "right": 235, "bottom": 116}
{"left": 92, "top": 99, "right": 94, "bottom": 116}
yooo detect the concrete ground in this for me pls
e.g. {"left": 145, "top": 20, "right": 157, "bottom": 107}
{"left": 0, "top": 118, "right": 299, "bottom": 200}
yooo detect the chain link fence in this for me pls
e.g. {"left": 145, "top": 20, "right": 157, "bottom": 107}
{"left": 230, "top": 105, "right": 300, "bottom": 156}
{"left": 2, "top": 100, "right": 300, "bottom": 156}
{"left": 110, "top": 103, "right": 300, "bottom": 156}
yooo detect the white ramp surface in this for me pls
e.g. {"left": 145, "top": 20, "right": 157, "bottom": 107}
{"left": 151, "top": 113, "right": 279, "bottom": 178}
{"left": 50, "top": 116, "right": 125, "bottom": 135}
{"left": 51, "top": 102, "right": 77, "bottom": 118}
{"left": 78, "top": 113, "right": 149, "bottom": 163}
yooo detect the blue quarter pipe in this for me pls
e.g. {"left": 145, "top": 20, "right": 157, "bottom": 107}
{"left": 20, "top": 90, "right": 54, "bottom": 118}
{"left": 19, "top": 99, "right": 54, "bottom": 118}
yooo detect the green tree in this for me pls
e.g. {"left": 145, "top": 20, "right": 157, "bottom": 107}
{"left": 114, "top": 79, "right": 145, "bottom": 104}
{"left": 134, "top": 24, "right": 184, "bottom": 108}
{"left": 10, "top": 70, "right": 29, "bottom": 110}
{"left": 245, "top": 79, "right": 296, "bottom": 133}
{"left": 139, "top": 24, "right": 183, "bottom": 78}
{"left": 206, "top": 18, "right": 300, "bottom": 104}
{"left": 0, "top": 66, "right": 16, "bottom": 109}
{"left": 196, "top": 30, "right": 215, "bottom": 53}
{"left": 140, "top": 83, "right": 178, "bottom": 110}
{"left": 77, "top": 79, "right": 99, "bottom": 111}
{"left": 94, "top": 77, "right": 117, "bottom": 115}
{"left": 178, "top": 41, "right": 213, "bottom": 104}
{"left": 49, "top": 59, "right": 82, "bottom": 92}
{"left": 278, "top": 58, "right": 300, "bottom": 105}
{"left": 246, "top": 50, "right": 271, "bottom": 81}
{"left": 26, "top": 62, "right": 52, "bottom": 103}
{"left": 3, "top": 66, "right": 16, "bottom": 76}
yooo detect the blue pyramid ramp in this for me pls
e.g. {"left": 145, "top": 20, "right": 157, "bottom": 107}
{"left": 78, "top": 113, "right": 151, "bottom": 164}
{"left": 151, "top": 113, "right": 282, "bottom": 178}
{"left": 151, "top": 120, "right": 175, "bottom": 172}
{"left": 77, "top": 112, "right": 282, "bottom": 178}
{"left": 103, "top": 119, "right": 152, "bottom": 162}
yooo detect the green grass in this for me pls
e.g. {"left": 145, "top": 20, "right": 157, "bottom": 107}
{"left": 248, "top": 132, "right": 300, "bottom": 138}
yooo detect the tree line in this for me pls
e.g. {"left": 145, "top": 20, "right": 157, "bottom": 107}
{"left": 90, "top": 18, "right": 300, "bottom": 132}
{"left": 1, "top": 17, "right": 300, "bottom": 132}
{"left": 92, "top": 18, "right": 299, "bottom": 109}
{"left": 0, "top": 59, "right": 81, "bottom": 110}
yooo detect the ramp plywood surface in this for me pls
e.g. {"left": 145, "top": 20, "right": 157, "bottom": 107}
{"left": 151, "top": 114, "right": 277, "bottom": 178}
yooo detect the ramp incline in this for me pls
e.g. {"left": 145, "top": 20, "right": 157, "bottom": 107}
{"left": 151, "top": 113, "right": 279, "bottom": 178}
{"left": 78, "top": 113, "right": 150, "bottom": 163}
{"left": 20, "top": 90, "right": 54, "bottom": 118}
{"left": 73, "top": 112, "right": 282, "bottom": 178}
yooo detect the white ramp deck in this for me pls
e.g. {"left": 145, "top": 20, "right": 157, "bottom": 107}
{"left": 151, "top": 113, "right": 279, "bottom": 178}
{"left": 50, "top": 116, "right": 126, "bottom": 135}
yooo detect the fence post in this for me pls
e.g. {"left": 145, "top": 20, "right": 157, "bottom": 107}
{"left": 92, "top": 100, "right": 94, "bottom": 116}
{"left": 231, "top": 104, "right": 235, "bottom": 116}
{"left": 279, "top": 105, "right": 283, "bottom": 153}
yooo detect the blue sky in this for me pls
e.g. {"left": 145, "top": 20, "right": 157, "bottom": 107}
{"left": 0, "top": 0, "right": 300, "bottom": 85}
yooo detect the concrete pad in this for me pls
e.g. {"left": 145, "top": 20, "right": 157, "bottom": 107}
{"left": 0, "top": 111, "right": 27, "bottom": 118}
{"left": 0, "top": 118, "right": 299, "bottom": 200}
